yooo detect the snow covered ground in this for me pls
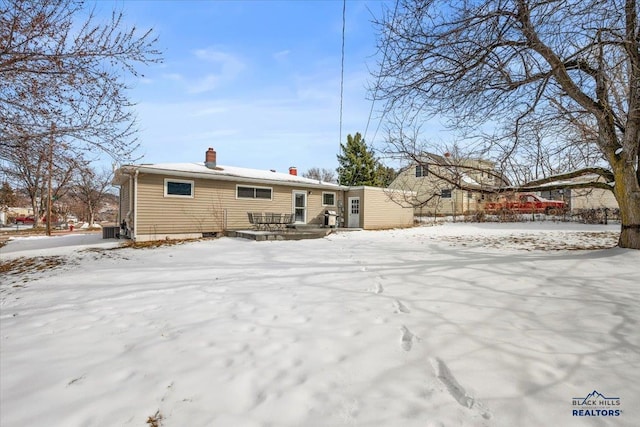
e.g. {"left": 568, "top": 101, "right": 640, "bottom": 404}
{"left": 1, "top": 222, "right": 638, "bottom": 427}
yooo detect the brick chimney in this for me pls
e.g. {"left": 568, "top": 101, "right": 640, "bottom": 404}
{"left": 289, "top": 166, "right": 297, "bottom": 176}
{"left": 205, "top": 147, "right": 217, "bottom": 169}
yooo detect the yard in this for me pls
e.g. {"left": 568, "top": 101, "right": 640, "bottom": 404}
{"left": 0, "top": 222, "right": 638, "bottom": 427}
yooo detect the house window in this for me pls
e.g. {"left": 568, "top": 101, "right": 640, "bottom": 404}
{"left": 322, "top": 192, "right": 336, "bottom": 206}
{"left": 415, "top": 165, "right": 428, "bottom": 177}
{"left": 441, "top": 189, "right": 452, "bottom": 198}
{"left": 237, "top": 185, "right": 272, "bottom": 200}
{"left": 164, "top": 179, "right": 194, "bottom": 198}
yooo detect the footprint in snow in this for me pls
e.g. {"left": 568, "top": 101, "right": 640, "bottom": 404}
{"left": 371, "top": 282, "right": 384, "bottom": 294}
{"left": 400, "top": 325, "right": 414, "bottom": 351}
{"left": 394, "top": 299, "right": 410, "bottom": 313}
{"left": 429, "top": 357, "right": 492, "bottom": 419}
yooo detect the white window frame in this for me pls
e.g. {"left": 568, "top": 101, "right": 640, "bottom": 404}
{"left": 236, "top": 185, "right": 273, "bottom": 200}
{"left": 441, "top": 189, "right": 452, "bottom": 199}
{"left": 415, "top": 165, "right": 427, "bottom": 177}
{"left": 164, "top": 178, "right": 194, "bottom": 198}
{"left": 322, "top": 191, "right": 336, "bottom": 206}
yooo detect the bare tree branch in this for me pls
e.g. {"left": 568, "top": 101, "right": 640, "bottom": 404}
{"left": 373, "top": 0, "right": 640, "bottom": 248}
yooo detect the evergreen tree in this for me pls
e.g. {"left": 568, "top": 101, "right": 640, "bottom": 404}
{"left": 336, "top": 133, "right": 383, "bottom": 186}
{"left": 0, "top": 181, "right": 17, "bottom": 207}
{"left": 375, "top": 165, "right": 397, "bottom": 187}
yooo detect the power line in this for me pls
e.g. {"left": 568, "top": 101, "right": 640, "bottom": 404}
{"left": 339, "top": 0, "right": 346, "bottom": 148}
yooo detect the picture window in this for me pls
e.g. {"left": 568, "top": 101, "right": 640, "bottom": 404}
{"left": 164, "top": 179, "right": 194, "bottom": 198}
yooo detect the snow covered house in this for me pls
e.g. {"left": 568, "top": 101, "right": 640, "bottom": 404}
{"left": 538, "top": 174, "right": 619, "bottom": 212}
{"left": 113, "top": 148, "right": 414, "bottom": 241}
{"left": 389, "top": 153, "right": 508, "bottom": 216}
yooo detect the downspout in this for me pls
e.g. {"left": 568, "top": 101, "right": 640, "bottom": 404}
{"left": 133, "top": 169, "right": 139, "bottom": 241}
{"left": 126, "top": 172, "right": 133, "bottom": 238}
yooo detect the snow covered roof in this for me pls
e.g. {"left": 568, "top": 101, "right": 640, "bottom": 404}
{"left": 460, "top": 174, "right": 480, "bottom": 186}
{"left": 529, "top": 173, "right": 607, "bottom": 188}
{"left": 115, "top": 162, "right": 345, "bottom": 190}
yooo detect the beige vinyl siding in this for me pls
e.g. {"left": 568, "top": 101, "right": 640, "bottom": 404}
{"left": 389, "top": 159, "right": 499, "bottom": 216}
{"left": 134, "top": 173, "right": 344, "bottom": 236}
{"left": 345, "top": 188, "right": 365, "bottom": 228}
{"left": 359, "top": 187, "right": 413, "bottom": 229}
{"left": 119, "top": 180, "right": 131, "bottom": 222}
{"left": 305, "top": 190, "right": 334, "bottom": 225}
{"left": 570, "top": 188, "right": 619, "bottom": 211}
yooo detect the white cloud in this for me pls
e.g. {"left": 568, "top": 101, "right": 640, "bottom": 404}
{"left": 162, "top": 73, "right": 184, "bottom": 81}
{"left": 273, "top": 49, "right": 290, "bottom": 60}
{"left": 193, "top": 106, "right": 229, "bottom": 116}
{"left": 187, "top": 48, "right": 246, "bottom": 93}
{"left": 188, "top": 74, "right": 222, "bottom": 94}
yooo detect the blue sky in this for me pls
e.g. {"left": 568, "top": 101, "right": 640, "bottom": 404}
{"left": 105, "top": 0, "right": 399, "bottom": 175}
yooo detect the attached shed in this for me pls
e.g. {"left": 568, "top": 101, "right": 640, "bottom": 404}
{"left": 344, "top": 186, "right": 415, "bottom": 229}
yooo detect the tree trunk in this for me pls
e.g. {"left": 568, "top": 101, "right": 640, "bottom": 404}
{"left": 613, "top": 166, "right": 640, "bottom": 249}
{"left": 88, "top": 206, "right": 94, "bottom": 228}
{"left": 31, "top": 199, "right": 39, "bottom": 228}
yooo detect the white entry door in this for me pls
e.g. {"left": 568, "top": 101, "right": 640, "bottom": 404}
{"left": 293, "top": 191, "right": 307, "bottom": 223}
{"left": 348, "top": 197, "right": 360, "bottom": 228}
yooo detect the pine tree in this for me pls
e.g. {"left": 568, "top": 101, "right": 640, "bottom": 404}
{"left": 375, "top": 165, "right": 397, "bottom": 187}
{"left": 0, "top": 181, "right": 17, "bottom": 207}
{"left": 336, "top": 133, "right": 383, "bottom": 186}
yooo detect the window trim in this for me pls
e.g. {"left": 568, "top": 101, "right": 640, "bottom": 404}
{"left": 236, "top": 184, "right": 273, "bottom": 201}
{"left": 164, "top": 178, "right": 194, "bottom": 198}
{"left": 415, "top": 164, "right": 428, "bottom": 178}
{"left": 441, "top": 189, "right": 452, "bottom": 199}
{"left": 322, "top": 191, "right": 336, "bottom": 206}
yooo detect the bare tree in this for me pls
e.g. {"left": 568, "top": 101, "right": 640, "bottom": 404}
{"left": 1, "top": 137, "right": 77, "bottom": 227}
{"left": 384, "top": 115, "right": 508, "bottom": 196}
{"left": 0, "top": 0, "right": 161, "bottom": 160}
{"left": 373, "top": 0, "right": 640, "bottom": 248}
{"left": 69, "top": 166, "right": 113, "bottom": 226}
{"left": 303, "top": 167, "right": 337, "bottom": 183}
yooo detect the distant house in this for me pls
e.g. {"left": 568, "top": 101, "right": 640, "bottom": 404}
{"left": 113, "top": 148, "right": 414, "bottom": 241}
{"left": 538, "top": 174, "right": 619, "bottom": 212}
{"left": 389, "top": 153, "right": 508, "bottom": 216}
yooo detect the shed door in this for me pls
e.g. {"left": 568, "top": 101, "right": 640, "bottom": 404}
{"left": 348, "top": 197, "right": 360, "bottom": 228}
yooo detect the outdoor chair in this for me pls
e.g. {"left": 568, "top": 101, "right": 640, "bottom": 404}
{"left": 281, "top": 213, "right": 293, "bottom": 231}
{"left": 252, "top": 212, "right": 265, "bottom": 230}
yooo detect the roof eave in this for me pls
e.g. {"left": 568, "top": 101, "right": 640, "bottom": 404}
{"left": 114, "top": 165, "right": 347, "bottom": 191}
